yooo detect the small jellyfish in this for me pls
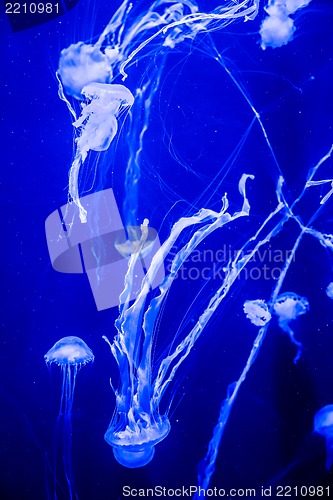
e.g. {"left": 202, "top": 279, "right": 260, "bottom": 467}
{"left": 326, "top": 282, "right": 333, "bottom": 299}
{"left": 243, "top": 299, "right": 271, "bottom": 326}
{"left": 260, "top": 0, "right": 312, "bottom": 50}
{"left": 73, "top": 83, "right": 134, "bottom": 156}
{"left": 273, "top": 292, "right": 309, "bottom": 363}
{"left": 45, "top": 336, "right": 94, "bottom": 500}
{"left": 314, "top": 405, "right": 333, "bottom": 469}
{"left": 69, "top": 82, "right": 134, "bottom": 223}
{"left": 58, "top": 42, "right": 113, "bottom": 100}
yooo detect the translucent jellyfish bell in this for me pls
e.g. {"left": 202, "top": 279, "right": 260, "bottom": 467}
{"left": 314, "top": 405, "right": 333, "bottom": 470}
{"left": 243, "top": 299, "right": 271, "bottom": 327}
{"left": 45, "top": 336, "right": 94, "bottom": 499}
{"left": 260, "top": 0, "right": 312, "bottom": 49}
{"left": 73, "top": 83, "right": 134, "bottom": 156}
{"left": 69, "top": 82, "right": 134, "bottom": 223}
{"left": 326, "top": 282, "right": 333, "bottom": 299}
{"left": 58, "top": 42, "right": 113, "bottom": 100}
{"left": 45, "top": 335, "right": 94, "bottom": 366}
{"left": 273, "top": 292, "right": 309, "bottom": 322}
{"left": 105, "top": 415, "right": 171, "bottom": 468}
{"left": 273, "top": 292, "right": 309, "bottom": 363}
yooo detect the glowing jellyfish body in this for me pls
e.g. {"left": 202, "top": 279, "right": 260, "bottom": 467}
{"left": 105, "top": 413, "right": 171, "bottom": 468}
{"left": 74, "top": 83, "right": 134, "bottom": 151}
{"left": 260, "top": 0, "right": 312, "bottom": 49}
{"left": 314, "top": 405, "right": 333, "bottom": 470}
{"left": 45, "top": 336, "right": 94, "bottom": 366}
{"left": 58, "top": 42, "right": 113, "bottom": 99}
{"left": 326, "top": 282, "right": 333, "bottom": 299}
{"left": 45, "top": 336, "right": 94, "bottom": 500}
{"left": 273, "top": 292, "right": 309, "bottom": 363}
{"left": 243, "top": 299, "right": 272, "bottom": 326}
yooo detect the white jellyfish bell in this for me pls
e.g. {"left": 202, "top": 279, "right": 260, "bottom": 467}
{"left": 273, "top": 292, "right": 309, "bottom": 363}
{"left": 243, "top": 299, "right": 272, "bottom": 327}
{"left": 326, "top": 282, "right": 333, "bottom": 299}
{"left": 58, "top": 42, "right": 113, "bottom": 100}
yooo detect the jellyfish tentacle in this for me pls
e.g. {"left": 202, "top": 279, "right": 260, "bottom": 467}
{"left": 195, "top": 142, "right": 333, "bottom": 492}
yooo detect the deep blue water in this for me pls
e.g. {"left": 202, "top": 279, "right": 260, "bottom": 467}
{"left": 1, "top": 1, "right": 333, "bottom": 499}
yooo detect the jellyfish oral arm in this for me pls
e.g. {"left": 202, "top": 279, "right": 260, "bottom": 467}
{"left": 56, "top": 72, "right": 77, "bottom": 121}
{"left": 305, "top": 178, "right": 333, "bottom": 206}
{"left": 152, "top": 177, "right": 296, "bottom": 405}
{"left": 196, "top": 144, "right": 333, "bottom": 492}
{"left": 107, "top": 171, "right": 304, "bottom": 470}
{"left": 121, "top": 174, "right": 254, "bottom": 382}
{"left": 117, "top": 174, "right": 253, "bottom": 341}
{"left": 105, "top": 175, "right": 255, "bottom": 467}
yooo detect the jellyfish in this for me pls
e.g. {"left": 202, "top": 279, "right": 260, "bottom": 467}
{"left": 67, "top": 82, "right": 134, "bottom": 223}
{"left": 243, "top": 299, "right": 272, "bottom": 326}
{"left": 45, "top": 336, "right": 94, "bottom": 500}
{"left": 314, "top": 405, "right": 333, "bottom": 470}
{"left": 273, "top": 292, "right": 309, "bottom": 363}
{"left": 326, "top": 282, "right": 333, "bottom": 299}
{"left": 260, "top": 0, "right": 312, "bottom": 49}
{"left": 58, "top": 42, "right": 113, "bottom": 100}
